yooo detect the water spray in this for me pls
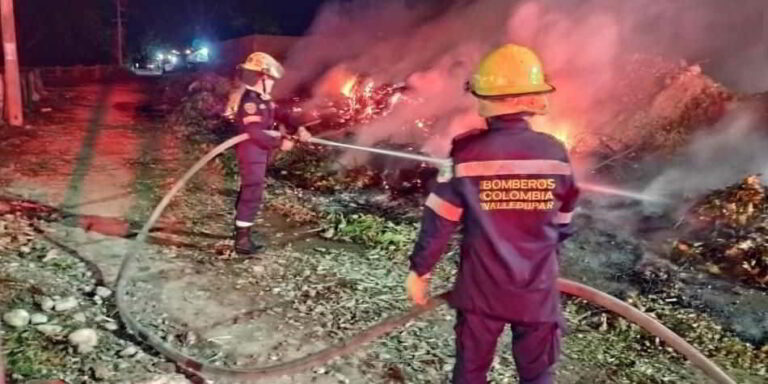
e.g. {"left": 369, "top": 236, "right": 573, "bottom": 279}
{"left": 307, "top": 136, "right": 450, "bottom": 166}
{"left": 273, "top": 129, "right": 454, "bottom": 181}
{"left": 578, "top": 182, "right": 668, "bottom": 203}
{"left": 282, "top": 131, "right": 665, "bottom": 203}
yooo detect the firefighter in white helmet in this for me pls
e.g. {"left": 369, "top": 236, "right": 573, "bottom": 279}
{"left": 227, "top": 52, "right": 310, "bottom": 255}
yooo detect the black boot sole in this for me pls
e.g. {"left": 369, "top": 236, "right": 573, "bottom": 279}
{"left": 235, "top": 245, "right": 265, "bottom": 256}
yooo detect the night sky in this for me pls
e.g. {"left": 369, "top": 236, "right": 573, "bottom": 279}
{"left": 15, "top": 0, "right": 330, "bottom": 66}
{"left": 125, "top": 0, "right": 329, "bottom": 47}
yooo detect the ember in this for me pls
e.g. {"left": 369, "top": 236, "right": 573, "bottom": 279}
{"left": 672, "top": 175, "right": 768, "bottom": 288}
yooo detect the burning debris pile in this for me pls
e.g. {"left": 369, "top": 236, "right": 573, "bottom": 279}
{"left": 290, "top": 71, "right": 409, "bottom": 134}
{"left": 672, "top": 175, "right": 768, "bottom": 288}
{"left": 166, "top": 70, "right": 410, "bottom": 142}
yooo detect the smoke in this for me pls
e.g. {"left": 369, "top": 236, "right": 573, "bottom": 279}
{"left": 642, "top": 108, "right": 768, "bottom": 207}
{"left": 569, "top": 106, "right": 768, "bottom": 237}
{"left": 279, "top": 0, "right": 768, "bottom": 163}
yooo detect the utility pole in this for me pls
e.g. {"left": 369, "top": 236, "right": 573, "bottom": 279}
{"left": 116, "top": 0, "right": 124, "bottom": 66}
{"left": 1, "top": 0, "right": 22, "bottom": 126}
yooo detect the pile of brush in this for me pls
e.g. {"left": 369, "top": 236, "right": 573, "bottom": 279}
{"left": 672, "top": 175, "right": 768, "bottom": 288}
{"left": 168, "top": 73, "right": 235, "bottom": 140}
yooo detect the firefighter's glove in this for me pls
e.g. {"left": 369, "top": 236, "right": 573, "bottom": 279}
{"left": 297, "top": 126, "right": 313, "bottom": 142}
{"left": 280, "top": 138, "right": 295, "bottom": 151}
{"left": 406, "top": 271, "right": 430, "bottom": 306}
{"left": 437, "top": 159, "right": 454, "bottom": 182}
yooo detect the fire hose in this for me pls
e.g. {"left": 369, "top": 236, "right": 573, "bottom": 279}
{"left": 115, "top": 132, "right": 736, "bottom": 384}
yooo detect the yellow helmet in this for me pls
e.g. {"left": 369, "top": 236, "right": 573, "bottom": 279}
{"left": 469, "top": 44, "right": 554, "bottom": 97}
{"left": 238, "top": 52, "right": 284, "bottom": 79}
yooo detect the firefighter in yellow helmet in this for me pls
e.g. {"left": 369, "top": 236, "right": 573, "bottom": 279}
{"left": 406, "top": 44, "right": 578, "bottom": 384}
{"left": 228, "top": 52, "right": 310, "bottom": 255}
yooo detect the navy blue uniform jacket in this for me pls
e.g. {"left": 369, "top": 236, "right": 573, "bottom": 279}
{"left": 235, "top": 90, "right": 281, "bottom": 162}
{"left": 409, "top": 115, "right": 579, "bottom": 322}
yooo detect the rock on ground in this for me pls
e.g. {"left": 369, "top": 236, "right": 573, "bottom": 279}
{"left": 38, "top": 296, "right": 55, "bottom": 312}
{"left": 119, "top": 346, "right": 139, "bottom": 358}
{"left": 95, "top": 286, "right": 112, "bottom": 298}
{"left": 90, "top": 363, "right": 112, "bottom": 381}
{"left": 30, "top": 313, "right": 49, "bottom": 324}
{"left": 3, "top": 309, "right": 31, "bottom": 328}
{"left": 68, "top": 328, "right": 99, "bottom": 354}
{"left": 36, "top": 324, "right": 64, "bottom": 336}
{"left": 42, "top": 248, "right": 60, "bottom": 262}
{"left": 72, "top": 312, "right": 87, "bottom": 323}
{"left": 54, "top": 296, "right": 79, "bottom": 312}
{"left": 101, "top": 321, "right": 119, "bottom": 331}
{"left": 135, "top": 374, "right": 192, "bottom": 384}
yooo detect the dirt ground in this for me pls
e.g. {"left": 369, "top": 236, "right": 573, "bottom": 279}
{"left": 1, "top": 77, "right": 767, "bottom": 384}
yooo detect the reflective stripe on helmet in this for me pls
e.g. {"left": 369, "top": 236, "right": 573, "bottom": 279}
{"left": 425, "top": 193, "right": 463, "bottom": 222}
{"left": 553, "top": 211, "right": 573, "bottom": 224}
{"left": 455, "top": 160, "right": 572, "bottom": 177}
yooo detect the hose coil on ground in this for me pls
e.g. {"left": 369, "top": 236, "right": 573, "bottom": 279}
{"left": 115, "top": 133, "right": 736, "bottom": 383}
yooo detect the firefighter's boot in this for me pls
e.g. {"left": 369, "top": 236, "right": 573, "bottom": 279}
{"left": 234, "top": 226, "right": 264, "bottom": 255}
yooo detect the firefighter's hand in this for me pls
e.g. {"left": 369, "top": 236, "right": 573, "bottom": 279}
{"left": 280, "top": 138, "right": 295, "bottom": 151}
{"left": 297, "top": 126, "right": 312, "bottom": 142}
{"left": 405, "top": 271, "right": 430, "bottom": 306}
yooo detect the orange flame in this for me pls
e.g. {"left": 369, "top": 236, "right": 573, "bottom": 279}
{"left": 531, "top": 117, "right": 573, "bottom": 149}
{"left": 340, "top": 76, "right": 358, "bottom": 97}
{"left": 551, "top": 129, "right": 569, "bottom": 148}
